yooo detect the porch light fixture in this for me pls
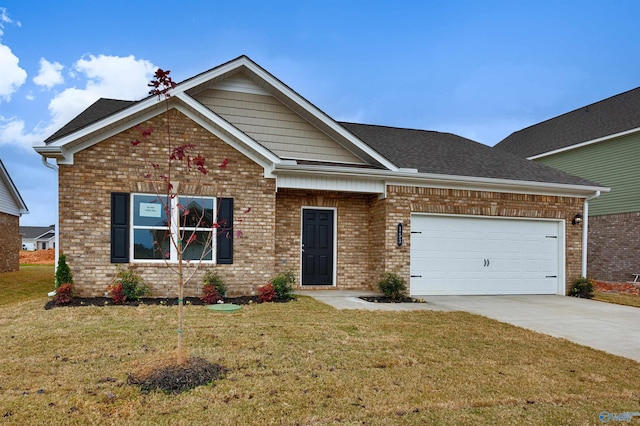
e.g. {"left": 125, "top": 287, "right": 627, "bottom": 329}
{"left": 572, "top": 213, "right": 583, "bottom": 226}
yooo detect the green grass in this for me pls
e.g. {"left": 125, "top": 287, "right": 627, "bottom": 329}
{"left": 0, "top": 264, "right": 54, "bottom": 306}
{"left": 594, "top": 291, "right": 640, "bottom": 308}
{"left": 1, "top": 283, "right": 639, "bottom": 424}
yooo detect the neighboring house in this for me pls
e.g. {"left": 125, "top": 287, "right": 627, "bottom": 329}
{"left": 20, "top": 225, "right": 55, "bottom": 251}
{"left": 0, "top": 159, "right": 29, "bottom": 273}
{"left": 495, "top": 87, "right": 640, "bottom": 282}
{"left": 34, "top": 56, "right": 607, "bottom": 297}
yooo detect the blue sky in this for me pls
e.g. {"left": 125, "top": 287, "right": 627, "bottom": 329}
{"left": 1, "top": 0, "right": 640, "bottom": 226}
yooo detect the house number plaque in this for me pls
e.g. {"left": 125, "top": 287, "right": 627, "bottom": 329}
{"left": 397, "top": 223, "right": 403, "bottom": 247}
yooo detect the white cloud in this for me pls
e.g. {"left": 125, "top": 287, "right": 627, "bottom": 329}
{"left": 33, "top": 58, "right": 64, "bottom": 89}
{"left": 0, "top": 43, "right": 27, "bottom": 102}
{"left": 0, "top": 7, "right": 21, "bottom": 37}
{"left": 43, "top": 54, "right": 156, "bottom": 139}
{"left": 1, "top": 54, "right": 157, "bottom": 150}
{"left": 0, "top": 116, "right": 43, "bottom": 150}
{"left": 74, "top": 54, "right": 156, "bottom": 100}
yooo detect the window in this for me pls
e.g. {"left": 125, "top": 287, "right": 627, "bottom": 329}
{"left": 131, "top": 194, "right": 216, "bottom": 262}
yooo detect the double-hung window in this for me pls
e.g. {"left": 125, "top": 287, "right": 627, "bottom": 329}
{"left": 131, "top": 194, "right": 216, "bottom": 262}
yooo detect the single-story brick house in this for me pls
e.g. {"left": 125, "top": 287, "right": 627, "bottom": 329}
{"left": 0, "top": 159, "right": 29, "bottom": 273}
{"left": 35, "top": 56, "right": 608, "bottom": 297}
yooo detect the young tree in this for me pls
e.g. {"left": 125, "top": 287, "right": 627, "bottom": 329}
{"left": 131, "top": 69, "right": 242, "bottom": 364}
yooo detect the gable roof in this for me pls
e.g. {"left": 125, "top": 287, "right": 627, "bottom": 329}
{"left": 35, "top": 55, "right": 608, "bottom": 197}
{"left": 38, "top": 55, "right": 397, "bottom": 171}
{"left": 495, "top": 86, "right": 640, "bottom": 158}
{"left": 340, "top": 122, "right": 600, "bottom": 187}
{"left": 20, "top": 225, "right": 55, "bottom": 239}
{"left": 0, "top": 159, "right": 29, "bottom": 216}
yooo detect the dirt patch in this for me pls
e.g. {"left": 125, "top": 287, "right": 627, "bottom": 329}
{"left": 594, "top": 280, "right": 640, "bottom": 296}
{"left": 20, "top": 249, "right": 55, "bottom": 265}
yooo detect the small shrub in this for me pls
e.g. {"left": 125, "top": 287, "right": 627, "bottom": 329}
{"left": 200, "top": 284, "right": 222, "bottom": 304}
{"left": 55, "top": 254, "right": 73, "bottom": 289}
{"left": 54, "top": 283, "right": 73, "bottom": 305}
{"left": 570, "top": 276, "right": 594, "bottom": 299}
{"left": 270, "top": 270, "right": 296, "bottom": 300}
{"left": 258, "top": 283, "right": 276, "bottom": 303}
{"left": 202, "top": 271, "right": 227, "bottom": 297}
{"left": 113, "top": 267, "right": 149, "bottom": 301}
{"left": 108, "top": 283, "right": 126, "bottom": 304}
{"left": 377, "top": 272, "right": 407, "bottom": 301}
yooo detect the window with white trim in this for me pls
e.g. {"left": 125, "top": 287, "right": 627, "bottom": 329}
{"left": 131, "top": 194, "right": 216, "bottom": 262}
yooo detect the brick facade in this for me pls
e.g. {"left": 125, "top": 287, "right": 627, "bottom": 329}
{"left": 273, "top": 186, "right": 584, "bottom": 294}
{"left": 57, "top": 110, "right": 586, "bottom": 297}
{"left": 380, "top": 186, "right": 584, "bottom": 294}
{"left": 588, "top": 212, "right": 640, "bottom": 282}
{"left": 275, "top": 189, "right": 379, "bottom": 290}
{"left": 0, "top": 212, "right": 20, "bottom": 273}
{"left": 58, "top": 110, "right": 276, "bottom": 297}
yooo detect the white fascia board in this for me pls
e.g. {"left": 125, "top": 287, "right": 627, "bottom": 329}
{"left": 181, "top": 56, "right": 398, "bottom": 171}
{"left": 40, "top": 96, "right": 165, "bottom": 152}
{"left": 174, "top": 93, "right": 281, "bottom": 168}
{"left": 272, "top": 163, "right": 610, "bottom": 198}
{"left": 528, "top": 126, "right": 640, "bottom": 160}
{"left": 37, "top": 104, "right": 166, "bottom": 165}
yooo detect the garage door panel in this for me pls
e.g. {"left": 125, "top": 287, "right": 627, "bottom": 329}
{"left": 410, "top": 215, "right": 562, "bottom": 296}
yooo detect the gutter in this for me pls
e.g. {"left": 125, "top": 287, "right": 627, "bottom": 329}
{"left": 581, "top": 191, "right": 601, "bottom": 278}
{"left": 41, "top": 156, "right": 60, "bottom": 298}
{"left": 272, "top": 163, "right": 610, "bottom": 197}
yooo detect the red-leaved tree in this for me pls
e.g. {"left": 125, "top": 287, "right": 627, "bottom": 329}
{"left": 131, "top": 68, "right": 244, "bottom": 364}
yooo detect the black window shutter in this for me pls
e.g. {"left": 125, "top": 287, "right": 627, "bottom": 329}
{"left": 217, "top": 198, "right": 233, "bottom": 264}
{"left": 111, "top": 192, "right": 130, "bottom": 263}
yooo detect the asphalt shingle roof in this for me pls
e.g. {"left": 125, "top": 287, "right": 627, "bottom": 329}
{"left": 20, "top": 225, "right": 55, "bottom": 239}
{"left": 495, "top": 86, "right": 640, "bottom": 158}
{"left": 44, "top": 98, "right": 135, "bottom": 143}
{"left": 44, "top": 98, "right": 601, "bottom": 188}
{"left": 340, "top": 122, "right": 600, "bottom": 187}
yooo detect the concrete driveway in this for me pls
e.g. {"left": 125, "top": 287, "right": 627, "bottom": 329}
{"left": 298, "top": 291, "right": 640, "bottom": 362}
{"left": 425, "top": 295, "right": 640, "bottom": 363}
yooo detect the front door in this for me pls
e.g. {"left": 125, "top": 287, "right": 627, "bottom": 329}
{"left": 302, "top": 209, "right": 334, "bottom": 285}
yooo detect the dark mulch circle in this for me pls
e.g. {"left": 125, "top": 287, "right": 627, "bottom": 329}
{"left": 359, "top": 296, "right": 426, "bottom": 303}
{"left": 45, "top": 295, "right": 294, "bottom": 310}
{"left": 128, "top": 356, "right": 227, "bottom": 394}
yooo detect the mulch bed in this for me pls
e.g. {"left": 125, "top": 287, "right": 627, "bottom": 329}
{"left": 128, "top": 356, "right": 228, "bottom": 394}
{"left": 359, "top": 296, "right": 426, "bottom": 303}
{"left": 45, "top": 296, "right": 293, "bottom": 310}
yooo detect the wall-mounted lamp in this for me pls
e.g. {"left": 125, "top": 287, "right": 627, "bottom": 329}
{"left": 572, "top": 213, "right": 583, "bottom": 226}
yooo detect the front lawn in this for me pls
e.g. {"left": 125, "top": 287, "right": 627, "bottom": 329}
{"left": 0, "top": 264, "right": 54, "bottom": 306}
{"left": 1, "top": 293, "right": 639, "bottom": 424}
{"left": 594, "top": 291, "right": 640, "bottom": 308}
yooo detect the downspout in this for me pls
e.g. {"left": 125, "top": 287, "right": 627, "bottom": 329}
{"left": 581, "top": 191, "right": 601, "bottom": 278}
{"left": 42, "top": 156, "right": 59, "bottom": 297}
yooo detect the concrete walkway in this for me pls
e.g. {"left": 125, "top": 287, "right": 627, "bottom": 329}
{"left": 297, "top": 291, "right": 640, "bottom": 362}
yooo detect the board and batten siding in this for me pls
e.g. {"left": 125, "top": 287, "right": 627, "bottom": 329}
{"left": 537, "top": 133, "right": 640, "bottom": 216}
{"left": 194, "top": 88, "right": 366, "bottom": 164}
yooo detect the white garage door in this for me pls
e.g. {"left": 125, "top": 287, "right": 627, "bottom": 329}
{"left": 410, "top": 214, "right": 563, "bottom": 296}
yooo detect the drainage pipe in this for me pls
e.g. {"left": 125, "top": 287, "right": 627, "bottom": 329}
{"left": 41, "top": 157, "right": 59, "bottom": 297}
